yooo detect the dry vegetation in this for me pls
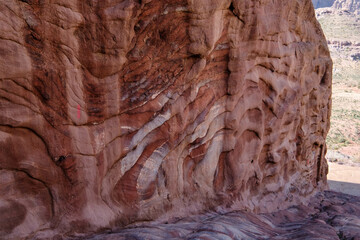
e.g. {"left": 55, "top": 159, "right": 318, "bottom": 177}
{"left": 316, "top": 11, "right": 360, "bottom": 163}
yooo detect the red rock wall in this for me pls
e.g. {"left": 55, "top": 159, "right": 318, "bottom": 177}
{"left": 0, "top": 0, "right": 331, "bottom": 238}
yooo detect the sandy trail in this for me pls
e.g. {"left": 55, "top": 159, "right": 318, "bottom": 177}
{"left": 327, "top": 162, "right": 360, "bottom": 196}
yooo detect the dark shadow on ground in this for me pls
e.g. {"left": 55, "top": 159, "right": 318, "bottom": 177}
{"left": 328, "top": 180, "right": 360, "bottom": 197}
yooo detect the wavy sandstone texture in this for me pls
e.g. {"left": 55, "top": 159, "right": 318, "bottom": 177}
{"left": 0, "top": 0, "right": 332, "bottom": 238}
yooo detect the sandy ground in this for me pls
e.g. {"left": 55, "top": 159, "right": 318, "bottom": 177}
{"left": 340, "top": 145, "right": 360, "bottom": 162}
{"left": 327, "top": 162, "right": 360, "bottom": 197}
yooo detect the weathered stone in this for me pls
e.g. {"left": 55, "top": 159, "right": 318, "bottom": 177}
{"left": 0, "top": 0, "right": 332, "bottom": 238}
{"left": 78, "top": 191, "right": 360, "bottom": 240}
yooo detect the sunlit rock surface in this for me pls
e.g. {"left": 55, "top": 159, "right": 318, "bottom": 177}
{"left": 0, "top": 0, "right": 332, "bottom": 239}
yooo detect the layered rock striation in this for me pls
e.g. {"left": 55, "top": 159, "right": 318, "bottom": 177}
{"left": 0, "top": 0, "right": 332, "bottom": 239}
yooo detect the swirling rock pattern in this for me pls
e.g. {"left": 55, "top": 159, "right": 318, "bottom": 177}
{"left": 0, "top": 0, "right": 332, "bottom": 238}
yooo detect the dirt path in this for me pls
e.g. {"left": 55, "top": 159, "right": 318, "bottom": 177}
{"left": 327, "top": 162, "right": 360, "bottom": 197}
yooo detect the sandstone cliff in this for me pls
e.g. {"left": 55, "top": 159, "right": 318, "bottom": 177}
{"left": 0, "top": 0, "right": 332, "bottom": 239}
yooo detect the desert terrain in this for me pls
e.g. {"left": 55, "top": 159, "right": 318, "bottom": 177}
{"left": 314, "top": 0, "right": 360, "bottom": 197}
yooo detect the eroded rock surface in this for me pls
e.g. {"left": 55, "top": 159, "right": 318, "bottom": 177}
{"left": 74, "top": 191, "right": 360, "bottom": 240}
{"left": 0, "top": 0, "right": 332, "bottom": 238}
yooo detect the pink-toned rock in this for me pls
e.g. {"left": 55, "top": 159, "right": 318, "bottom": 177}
{"left": 0, "top": 0, "right": 332, "bottom": 239}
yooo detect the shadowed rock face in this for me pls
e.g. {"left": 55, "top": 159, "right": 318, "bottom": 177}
{"left": 0, "top": 0, "right": 332, "bottom": 238}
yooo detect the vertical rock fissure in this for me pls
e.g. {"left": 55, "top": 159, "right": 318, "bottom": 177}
{"left": 316, "top": 144, "right": 324, "bottom": 184}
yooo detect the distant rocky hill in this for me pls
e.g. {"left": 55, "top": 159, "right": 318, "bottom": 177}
{"left": 333, "top": 0, "right": 360, "bottom": 13}
{"left": 313, "top": 0, "right": 360, "bottom": 13}
{"left": 314, "top": 0, "right": 360, "bottom": 163}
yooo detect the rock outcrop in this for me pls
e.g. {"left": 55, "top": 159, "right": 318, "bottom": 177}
{"left": 77, "top": 191, "right": 360, "bottom": 240}
{"left": 332, "top": 0, "right": 360, "bottom": 13}
{"left": 0, "top": 0, "right": 332, "bottom": 239}
{"left": 312, "top": 0, "right": 360, "bottom": 13}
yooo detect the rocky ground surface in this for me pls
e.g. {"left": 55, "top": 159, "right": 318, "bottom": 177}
{"left": 63, "top": 191, "right": 360, "bottom": 240}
